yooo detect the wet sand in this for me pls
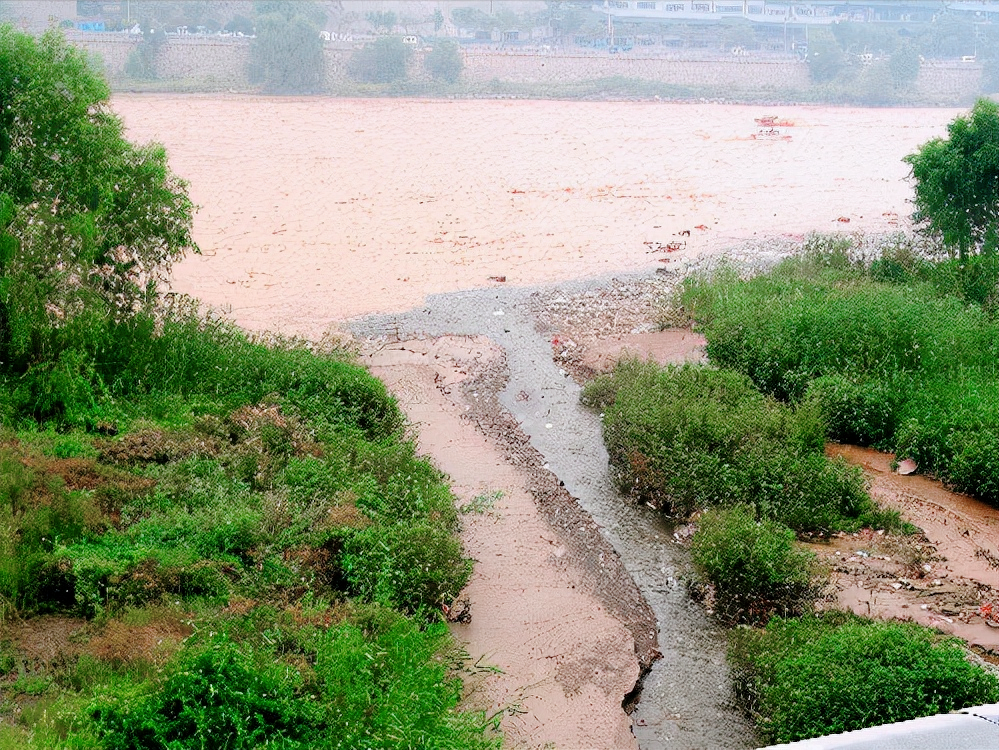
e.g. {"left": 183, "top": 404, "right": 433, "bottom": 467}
{"left": 112, "top": 96, "right": 959, "bottom": 337}
{"left": 823, "top": 445, "right": 999, "bottom": 652}
{"left": 365, "top": 336, "right": 640, "bottom": 749}
{"left": 351, "top": 286, "right": 757, "bottom": 750}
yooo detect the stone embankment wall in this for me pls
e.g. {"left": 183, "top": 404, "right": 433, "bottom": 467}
{"left": 916, "top": 61, "right": 985, "bottom": 105}
{"left": 461, "top": 50, "right": 811, "bottom": 91}
{"left": 71, "top": 33, "right": 983, "bottom": 103}
{"left": 71, "top": 34, "right": 250, "bottom": 88}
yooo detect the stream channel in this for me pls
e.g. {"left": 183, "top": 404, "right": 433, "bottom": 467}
{"left": 350, "top": 274, "right": 758, "bottom": 750}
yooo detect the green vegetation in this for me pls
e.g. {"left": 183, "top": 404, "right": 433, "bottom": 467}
{"left": 806, "top": 28, "right": 846, "bottom": 84}
{"left": 123, "top": 25, "right": 166, "bottom": 81}
{"left": 425, "top": 40, "right": 464, "bottom": 84}
{"left": 348, "top": 37, "right": 413, "bottom": 85}
{"left": 248, "top": 1, "right": 326, "bottom": 94}
{"left": 0, "top": 23, "right": 498, "bottom": 748}
{"left": 584, "top": 360, "right": 888, "bottom": 533}
{"left": 365, "top": 10, "right": 397, "bottom": 35}
{"left": 585, "top": 223, "right": 996, "bottom": 741}
{"left": 679, "top": 237, "right": 999, "bottom": 504}
{"left": 88, "top": 614, "right": 493, "bottom": 749}
{"left": 690, "top": 505, "right": 818, "bottom": 624}
{"left": 889, "top": 43, "right": 921, "bottom": 87}
{"left": 0, "top": 26, "right": 196, "bottom": 381}
{"left": 649, "top": 234, "right": 998, "bottom": 741}
{"left": 731, "top": 612, "right": 999, "bottom": 743}
{"left": 905, "top": 99, "right": 999, "bottom": 261}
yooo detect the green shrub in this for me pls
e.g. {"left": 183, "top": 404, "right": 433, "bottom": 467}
{"left": 804, "top": 374, "right": 903, "bottom": 448}
{"left": 691, "top": 506, "right": 818, "bottom": 623}
{"left": 731, "top": 612, "right": 999, "bottom": 743}
{"left": 597, "top": 361, "right": 876, "bottom": 532}
{"left": 342, "top": 523, "right": 471, "bottom": 614}
{"left": 249, "top": 7, "right": 326, "bottom": 94}
{"left": 424, "top": 40, "right": 463, "bottom": 83}
{"left": 92, "top": 634, "right": 318, "bottom": 749}
{"left": 313, "top": 618, "right": 499, "bottom": 749}
{"left": 684, "top": 276, "right": 994, "bottom": 402}
{"left": 681, "top": 242, "right": 999, "bottom": 507}
{"left": 91, "top": 615, "right": 500, "bottom": 750}
{"left": 60, "top": 541, "right": 228, "bottom": 616}
{"left": 579, "top": 372, "right": 619, "bottom": 410}
{"left": 348, "top": 37, "right": 412, "bottom": 84}
{"left": 894, "top": 380, "right": 999, "bottom": 503}
{"left": 2, "top": 302, "right": 404, "bottom": 440}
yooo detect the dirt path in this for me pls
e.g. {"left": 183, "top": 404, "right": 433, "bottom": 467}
{"left": 365, "top": 336, "right": 640, "bottom": 749}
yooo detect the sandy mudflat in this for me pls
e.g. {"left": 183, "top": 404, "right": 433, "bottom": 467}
{"left": 366, "top": 336, "right": 640, "bottom": 749}
{"left": 113, "top": 96, "right": 959, "bottom": 337}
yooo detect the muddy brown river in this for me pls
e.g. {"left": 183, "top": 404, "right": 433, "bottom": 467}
{"left": 114, "top": 96, "right": 958, "bottom": 337}
{"left": 111, "top": 96, "right": 974, "bottom": 748}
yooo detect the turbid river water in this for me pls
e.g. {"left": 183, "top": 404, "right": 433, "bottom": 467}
{"left": 115, "top": 96, "right": 957, "bottom": 337}
{"left": 112, "top": 96, "right": 966, "bottom": 748}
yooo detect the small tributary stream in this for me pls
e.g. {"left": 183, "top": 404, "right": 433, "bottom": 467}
{"left": 351, "top": 277, "right": 757, "bottom": 750}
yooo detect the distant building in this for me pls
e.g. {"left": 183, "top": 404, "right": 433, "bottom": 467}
{"left": 2, "top": 1, "right": 77, "bottom": 31}
{"left": 593, "top": 1, "right": 999, "bottom": 26}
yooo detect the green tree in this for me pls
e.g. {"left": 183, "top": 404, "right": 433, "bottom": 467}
{"left": 889, "top": 42, "right": 920, "bottom": 87}
{"left": 249, "top": 1, "right": 326, "bottom": 94}
{"left": 806, "top": 29, "right": 845, "bottom": 83}
{"left": 366, "top": 10, "right": 396, "bottom": 34}
{"left": 451, "top": 7, "right": 494, "bottom": 31}
{"left": 0, "top": 25, "right": 195, "bottom": 373}
{"left": 904, "top": 99, "right": 999, "bottom": 261}
{"left": 928, "top": 13, "right": 974, "bottom": 59}
{"left": 348, "top": 37, "right": 412, "bottom": 84}
{"left": 424, "top": 39, "right": 463, "bottom": 84}
{"left": 831, "top": 21, "right": 899, "bottom": 57}
{"left": 721, "top": 20, "right": 756, "bottom": 51}
{"left": 225, "top": 14, "right": 255, "bottom": 36}
{"left": 124, "top": 22, "right": 166, "bottom": 80}
{"left": 856, "top": 59, "right": 896, "bottom": 106}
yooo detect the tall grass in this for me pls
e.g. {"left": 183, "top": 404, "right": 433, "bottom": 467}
{"left": 586, "top": 360, "right": 891, "bottom": 533}
{"left": 1, "top": 298, "right": 403, "bottom": 439}
{"left": 680, "top": 238, "right": 999, "bottom": 503}
{"left": 0, "top": 299, "right": 497, "bottom": 748}
{"left": 690, "top": 505, "right": 819, "bottom": 623}
{"left": 730, "top": 611, "right": 999, "bottom": 744}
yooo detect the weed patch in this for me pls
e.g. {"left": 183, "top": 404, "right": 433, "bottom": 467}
{"left": 680, "top": 237, "right": 999, "bottom": 504}
{"left": 590, "top": 360, "right": 881, "bottom": 533}
{"left": 730, "top": 611, "right": 999, "bottom": 743}
{"left": 690, "top": 506, "right": 820, "bottom": 624}
{"left": 0, "top": 305, "right": 489, "bottom": 746}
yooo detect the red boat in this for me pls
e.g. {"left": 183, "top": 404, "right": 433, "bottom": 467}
{"left": 755, "top": 115, "right": 796, "bottom": 127}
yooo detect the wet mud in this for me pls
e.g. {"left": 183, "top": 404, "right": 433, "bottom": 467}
{"left": 111, "top": 96, "right": 958, "bottom": 337}
{"left": 364, "top": 336, "right": 640, "bottom": 749}
{"left": 815, "top": 445, "right": 999, "bottom": 655}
